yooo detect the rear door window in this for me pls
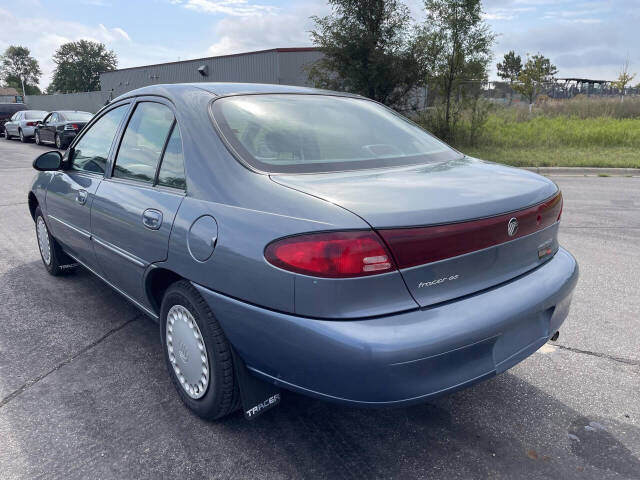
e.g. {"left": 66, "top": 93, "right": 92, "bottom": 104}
{"left": 112, "top": 102, "right": 175, "bottom": 184}
{"left": 156, "top": 124, "right": 185, "bottom": 190}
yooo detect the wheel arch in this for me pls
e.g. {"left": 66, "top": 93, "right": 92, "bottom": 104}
{"left": 145, "top": 266, "right": 185, "bottom": 314}
{"left": 28, "top": 192, "right": 39, "bottom": 220}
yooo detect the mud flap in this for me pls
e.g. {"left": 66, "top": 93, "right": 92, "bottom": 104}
{"left": 231, "top": 349, "right": 281, "bottom": 420}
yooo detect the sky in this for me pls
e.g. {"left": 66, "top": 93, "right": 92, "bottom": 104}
{"left": 0, "top": 0, "right": 638, "bottom": 90}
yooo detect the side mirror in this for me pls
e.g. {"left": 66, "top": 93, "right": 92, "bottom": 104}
{"left": 33, "top": 151, "right": 62, "bottom": 171}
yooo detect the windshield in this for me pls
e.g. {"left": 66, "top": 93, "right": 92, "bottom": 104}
{"left": 25, "top": 111, "right": 47, "bottom": 120}
{"left": 211, "top": 94, "right": 460, "bottom": 174}
{"left": 62, "top": 112, "right": 93, "bottom": 121}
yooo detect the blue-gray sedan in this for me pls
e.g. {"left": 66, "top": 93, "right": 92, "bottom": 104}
{"left": 28, "top": 83, "right": 578, "bottom": 420}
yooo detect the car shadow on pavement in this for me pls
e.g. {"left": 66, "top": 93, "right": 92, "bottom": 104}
{"left": 0, "top": 263, "right": 639, "bottom": 480}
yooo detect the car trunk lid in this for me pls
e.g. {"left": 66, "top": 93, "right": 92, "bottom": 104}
{"left": 271, "top": 157, "right": 562, "bottom": 307}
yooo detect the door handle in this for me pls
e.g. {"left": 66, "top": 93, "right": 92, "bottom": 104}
{"left": 142, "top": 209, "right": 163, "bottom": 230}
{"left": 76, "top": 189, "right": 88, "bottom": 205}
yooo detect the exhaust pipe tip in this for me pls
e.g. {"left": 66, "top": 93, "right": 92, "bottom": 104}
{"left": 550, "top": 331, "right": 560, "bottom": 342}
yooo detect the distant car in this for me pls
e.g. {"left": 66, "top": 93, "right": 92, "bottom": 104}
{"left": 28, "top": 83, "right": 578, "bottom": 421}
{"left": 0, "top": 103, "right": 27, "bottom": 137}
{"left": 35, "top": 110, "right": 93, "bottom": 149}
{"left": 3, "top": 110, "right": 48, "bottom": 142}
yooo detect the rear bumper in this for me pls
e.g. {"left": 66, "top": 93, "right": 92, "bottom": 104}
{"left": 61, "top": 131, "right": 77, "bottom": 142}
{"left": 21, "top": 126, "right": 36, "bottom": 137}
{"left": 195, "top": 247, "right": 578, "bottom": 406}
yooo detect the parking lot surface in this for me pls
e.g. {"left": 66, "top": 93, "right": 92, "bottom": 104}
{"left": 0, "top": 139, "right": 639, "bottom": 479}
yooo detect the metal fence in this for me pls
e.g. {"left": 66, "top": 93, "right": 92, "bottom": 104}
{"left": 475, "top": 80, "right": 639, "bottom": 105}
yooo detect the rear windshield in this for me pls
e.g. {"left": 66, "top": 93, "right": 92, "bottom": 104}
{"left": 62, "top": 112, "right": 93, "bottom": 121}
{"left": 211, "top": 94, "right": 461, "bottom": 174}
{"left": 25, "top": 111, "right": 47, "bottom": 120}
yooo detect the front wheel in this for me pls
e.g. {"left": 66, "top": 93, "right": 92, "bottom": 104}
{"left": 160, "top": 280, "right": 240, "bottom": 420}
{"left": 34, "top": 206, "right": 77, "bottom": 276}
{"left": 4, "top": 130, "right": 11, "bottom": 140}
{"left": 35, "top": 130, "right": 41, "bottom": 145}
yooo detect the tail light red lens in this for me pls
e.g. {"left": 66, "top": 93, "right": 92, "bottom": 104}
{"left": 26, "top": 121, "right": 37, "bottom": 127}
{"left": 72, "top": 124, "right": 79, "bottom": 130}
{"left": 378, "top": 192, "right": 563, "bottom": 269}
{"left": 265, "top": 231, "right": 396, "bottom": 278}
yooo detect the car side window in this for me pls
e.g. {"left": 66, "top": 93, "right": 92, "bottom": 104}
{"left": 42, "top": 113, "right": 52, "bottom": 124}
{"left": 50, "top": 113, "right": 59, "bottom": 123}
{"left": 70, "top": 105, "right": 128, "bottom": 174}
{"left": 113, "top": 102, "right": 174, "bottom": 184}
{"left": 157, "top": 124, "right": 186, "bottom": 190}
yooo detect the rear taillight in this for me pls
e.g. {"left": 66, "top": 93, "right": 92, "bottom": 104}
{"left": 379, "top": 192, "right": 563, "bottom": 269}
{"left": 557, "top": 196, "right": 563, "bottom": 221}
{"left": 26, "top": 121, "right": 37, "bottom": 127}
{"left": 265, "top": 231, "right": 396, "bottom": 278}
{"left": 64, "top": 124, "right": 79, "bottom": 131}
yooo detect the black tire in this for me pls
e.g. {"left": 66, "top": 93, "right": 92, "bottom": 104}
{"left": 34, "top": 206, "right": 77, "bottom": 276}
{"left": 19, "top": 129, "right": 26, "bottom": 143}
{"left": 34, "top": 130, "right": 41, "bottom": 145}
{"left": 4, "top": 130, "right": 11, "bottom": 140}
{"left": 55, "top": 133, "right": 64, "bottom": 149}
{"left": 160, "top": 280, "right": 240, "bottom": 420}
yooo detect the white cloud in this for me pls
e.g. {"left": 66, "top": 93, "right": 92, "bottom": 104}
{"left": 98, "top": 24, "right": 132, "bottom": 42}
{"left": 0, "top": 8, "right": 134, "bottom": 88}
{"left": 173, "top": 0, "right": 277, "bottom": 17}
{"left": 206, "top": 2, "right": 327, "bottom": 55}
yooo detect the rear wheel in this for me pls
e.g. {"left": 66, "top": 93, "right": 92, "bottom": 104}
{"left": 34, "top": 206, "right": 77, "bottom": 276}
{"left": 55, "top": 133, "right": 63, "bottom": 149}
{"left": 19, "top": 129, "right": 26, "bottom": 143}
{"left": 160, "top": 280, "right": 240, "bottom": 420}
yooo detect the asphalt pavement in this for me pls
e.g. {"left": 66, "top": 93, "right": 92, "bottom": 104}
{"left": 0, "top": 138, "right": 638, "bottom": 479}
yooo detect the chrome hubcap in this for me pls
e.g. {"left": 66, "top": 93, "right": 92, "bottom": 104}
{"left": 56, "top": 136, "right": 61, "bottom": 148}
{"left": 35, "top": 132, "right": 39, "bottom": 143}
{"left": 166, "top": 305, "right": 209, "bottom": 399}
{"left": 36, "top": 217, "right": 51, "bottom": 265}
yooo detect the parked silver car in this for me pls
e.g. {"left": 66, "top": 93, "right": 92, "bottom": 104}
{"left": 4, "top": 110, "right": 48, "bottom": 142}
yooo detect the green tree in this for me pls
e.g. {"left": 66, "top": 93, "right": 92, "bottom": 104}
{"left": 513, "top": 53, "right": 557, "bottom": 111}
{"left": 0, "top": 45, "right": 42, "bottom": 96}
{"left": 48, "top": 40, "right": 117, "bottom": 93}
{"left": 496, "top": 50, "right": 522, "bottom": 105}
{"left": 417, "top": 0, "right": 495, "bottom": 142}
{"left": 309, "top": 0, "right": 422, "bottom": 108}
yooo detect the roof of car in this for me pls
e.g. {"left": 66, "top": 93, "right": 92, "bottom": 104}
{"left": 112, "top": 82, "right": 356, "bottom": 103}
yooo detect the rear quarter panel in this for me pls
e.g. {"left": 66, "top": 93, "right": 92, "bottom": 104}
{"left": 162, "top": 178, "right": 417, "bottom": 317}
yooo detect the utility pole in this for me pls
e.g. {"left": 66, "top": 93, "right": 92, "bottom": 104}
{"left": 20, "top": 75, "right": 26, "bottom": 104}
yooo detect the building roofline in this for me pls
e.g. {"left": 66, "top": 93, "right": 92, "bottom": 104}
{"left": 100, "top": 47, "right": 319, "bottom": 75}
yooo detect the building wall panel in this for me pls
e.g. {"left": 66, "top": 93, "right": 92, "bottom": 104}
{"left": 100, "top": 50, "right": 281, "bottom": 96}
{"left": 26, "top": 91, "right": 112, "bottom": 113}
